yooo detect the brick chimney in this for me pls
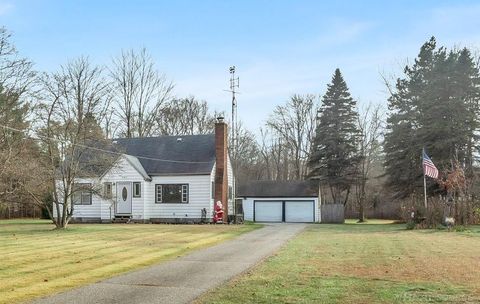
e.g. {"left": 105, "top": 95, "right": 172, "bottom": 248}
{"left": 214, "top": 116, "right": 228, "bottom": 222}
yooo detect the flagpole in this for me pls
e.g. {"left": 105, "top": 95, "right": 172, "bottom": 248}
{"left": 423, "top": 171, "right": 427, "bottom": 209}
{"left": 422, "top": 148, "right": 427, "bottom": 209}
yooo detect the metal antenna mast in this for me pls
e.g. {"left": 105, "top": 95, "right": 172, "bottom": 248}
{"left": 228, "top": 66, "right": 239, "bottom": 217}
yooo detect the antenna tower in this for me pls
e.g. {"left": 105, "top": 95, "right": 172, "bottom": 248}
{"left": 228, "top": 66, "right": 239, "bottom": 217}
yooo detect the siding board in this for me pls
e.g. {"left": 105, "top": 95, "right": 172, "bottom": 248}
{"left": 144, "top": 174, "right": 211, "bottom": 220}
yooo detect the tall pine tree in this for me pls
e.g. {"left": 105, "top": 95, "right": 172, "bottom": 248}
{"left": 308, "top": 68, "right": 360, "bottom": 204}
{"left": 452, "top": 48, "right": 480, "bottom": 177}
{"left": 384, "top": 37, "right": 436, "bottom": 198}
{"left": 384, "top": 37, "right": 480, "bottom": 199}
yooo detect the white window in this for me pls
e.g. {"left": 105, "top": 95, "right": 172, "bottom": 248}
{"left": 182, "top": 185, "right": 189, "bottom": 203}
{"left": 155, "top": 185, "right": 162, "bottom": 203}
{"left": 73, "top": 183, "right": 92, "bottom": 205}
{"left": 133, "top": 182, "right": 141, "bottom": 197}
{"left": 103, "top": 182, "right": 112, "bottom": 198}
{"left": 155, "top": 184, "right": 189, "bottom": 203}
{"left": 81, "top": 192, "right": 91, "bottom": 205}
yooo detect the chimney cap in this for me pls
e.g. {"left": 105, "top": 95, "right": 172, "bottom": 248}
{"left": 216, "top": 116, "right": 225, "bottom": 123}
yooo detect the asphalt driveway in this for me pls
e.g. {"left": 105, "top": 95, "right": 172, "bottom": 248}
{"left": 31, "top": 223, "right": 306, "bottom": 304}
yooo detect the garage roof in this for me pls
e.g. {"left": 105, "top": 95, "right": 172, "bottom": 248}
{"left": 238, "top": 180, "right": 319, "bottom": 198}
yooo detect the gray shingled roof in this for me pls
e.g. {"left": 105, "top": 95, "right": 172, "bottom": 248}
{"left": 113, "top": 134, "right": 215, "bottom": 175}
{"left": 238, "top": 180, "right": 319, "bottom": 197}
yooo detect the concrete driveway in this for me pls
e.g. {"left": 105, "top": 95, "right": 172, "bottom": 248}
{"left": 31, "top": 223, "right": 306, "bottom": 304}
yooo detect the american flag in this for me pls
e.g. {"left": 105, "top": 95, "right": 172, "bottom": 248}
{"left": 422, "top": 149, "right": 439, "bottom": 179}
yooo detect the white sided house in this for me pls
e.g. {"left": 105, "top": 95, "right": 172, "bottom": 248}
{"left": 60, "top": 119, "right": 233, "bottom": 223}
{"left": 239, "top": 180, "right": 321, "bottom": 223}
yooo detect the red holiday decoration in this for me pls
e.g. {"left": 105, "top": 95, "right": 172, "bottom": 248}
{"left": 213, "top": 201, "right": 224, "bottom": 223}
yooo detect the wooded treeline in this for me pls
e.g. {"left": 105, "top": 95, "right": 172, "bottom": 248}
{"left": 1, "top": 25, "right": 480, "bottom": 226}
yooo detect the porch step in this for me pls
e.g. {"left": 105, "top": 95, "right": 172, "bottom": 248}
{"left": 112, "top": 216, "right": 132, "bottom": 224}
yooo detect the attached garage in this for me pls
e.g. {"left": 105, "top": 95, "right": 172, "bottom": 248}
{"left": 239, "top": 181, "right": 320, "bottom": 223}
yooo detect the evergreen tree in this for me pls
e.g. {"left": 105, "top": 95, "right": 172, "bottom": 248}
{"left": 308, "top": 68, "right": 360, "bottom": 204}
{"left": 384, "top": 38, "right": 436, "bottom": 198}
{"left": 384, "top": 37, "right": 480, "bottom": 199}
{"left": 452, "top": 48, "right": 480, "bottom": 176}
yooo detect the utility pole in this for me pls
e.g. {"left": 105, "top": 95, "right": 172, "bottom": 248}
{"left": 227, "top": 66, "right": 239, "bottom": 218}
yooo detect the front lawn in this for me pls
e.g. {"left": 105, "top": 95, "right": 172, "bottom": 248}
{"left": 0, "top": 219, "right": 259, "bottom": 304}
{"left": 198, "top": 221, "right": 480, "bottom": 304}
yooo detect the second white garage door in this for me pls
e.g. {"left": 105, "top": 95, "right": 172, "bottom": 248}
{"left": 254, "top": 201, "right": 283, "bottom": 222}
{"left": 285, "top": 201, "right": 314, "bottom": 222}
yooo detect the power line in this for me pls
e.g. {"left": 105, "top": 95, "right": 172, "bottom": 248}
{"left": 0, "top": 123, "right": 214, "bottom": 164}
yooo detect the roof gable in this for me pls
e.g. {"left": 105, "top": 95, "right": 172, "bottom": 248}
{"left": 124, "top": 155, "right": 151, "bottom": 181}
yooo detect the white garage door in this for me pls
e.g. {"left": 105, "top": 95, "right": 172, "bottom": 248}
{"left": 254, "top": 201, "right": 283, "bottom": 222}
{"left": 285, "top": 201, "right": 314, "bottom": 222}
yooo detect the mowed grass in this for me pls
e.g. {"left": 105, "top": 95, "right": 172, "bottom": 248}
{"left": 0, "top": 219, "right": 260, "bottom": 304}
{"left": 198, "top": 221, "right": 480, "bottom": 304}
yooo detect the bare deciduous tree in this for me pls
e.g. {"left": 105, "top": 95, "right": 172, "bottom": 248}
{"left": 0, "top": 27, "right": 36, "bottom": 95}
{"left": 266, "top": 94, "right": 318, "bottom": 179}
{"left": 230, "top": 121, "right": 265, "bottom": 185}
{"left": 37, "top": 57, "right": 115, "bottom": 229}
{"left": 354, "top": 103, "right": 384, "bottom": 222}
{"left": 258, "top": 128, "right": 273, "bottom": 180}
{"left": 110, "top": 48, "right": 174, "bottom": 138}
{"left": 0, "top": 88, "right": 43, "bottom": 205}
{"left": 0, "top": 27, "right": 42, "bottom": 217}
{"left": 258, "top": 128, "right": 288, "bottom": 181}
{"left": 157, "top": 97, "right": 217, "bottom": 135}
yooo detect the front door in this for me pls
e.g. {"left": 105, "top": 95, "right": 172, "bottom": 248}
{"left": 116, "top": 182, "right": 132, "bottom": 215}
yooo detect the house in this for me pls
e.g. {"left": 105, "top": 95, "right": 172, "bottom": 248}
{"left": 239, "top": 180, "right": 321, "bottom": 223}
{"left": 63, "top": 118, "right": 233, "bottom": 223}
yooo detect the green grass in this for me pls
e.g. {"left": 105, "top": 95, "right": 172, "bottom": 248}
{"left": 0, "top": 219, "right": 260, "bottom": 304}
{"left": 198, "top": 220, "right": 480, "bottom": 304}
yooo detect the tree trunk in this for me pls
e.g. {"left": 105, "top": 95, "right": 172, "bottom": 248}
{"left": 358, "top": 197, "right": 365, "bottom": 223}
{"left": 343, "top": 187, "right": 351, "bottom": 206}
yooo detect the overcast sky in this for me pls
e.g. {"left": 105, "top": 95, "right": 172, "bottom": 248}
{"left": 2, "top": 0, "right": 480, "bottom": 130}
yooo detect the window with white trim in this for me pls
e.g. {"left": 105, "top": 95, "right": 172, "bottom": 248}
{"left": 155, "top": 185, "right": 162, "bottom": 203}
{"left": 155, "top": 184, "right": 189, "bottom": 203}
{"left": 103, "top": 182, "right": 112, "bottom": 198}
{"left": 181, "top": 184, "right": 188, "bottom": 203}
{"left": 133, "top": 182, "right": 141, "bottom": 197}
{"left": 73, "top": 183, "right": 92, "bottom": 205}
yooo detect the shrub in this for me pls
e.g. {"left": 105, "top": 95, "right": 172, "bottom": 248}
{"left": 399, "top": 196, "right": 480, "bottom": 229}
{"left": 453, "top": 225, "right": 468, "bottom": 232}
{"left": 405, "top": 221, "right": 416, "bottom": 230}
